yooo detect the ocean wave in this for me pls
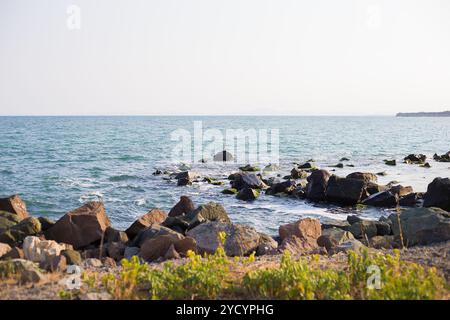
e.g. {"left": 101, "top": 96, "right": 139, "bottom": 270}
{"left": 79, "top": 191, "right": 103, "bottom": 202}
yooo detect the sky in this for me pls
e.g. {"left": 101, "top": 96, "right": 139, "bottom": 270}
{"left": 0, "top": 0, "right": 449, "bottom": 116}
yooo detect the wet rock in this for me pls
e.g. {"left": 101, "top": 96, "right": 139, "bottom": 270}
{"left": 420, "top": 162, "right": 431, "bottom": 168}
{"left": 0, "top": 195, "right": 29, "bottom": 220}
{"left": 0, "top": 217, "right": 41, "bottom": 245}
{"left": 266, "top": 180, "right": 296, "bottom": 195}
{"left": 45, "top": 202, "right": 111, "bottom": 249}
{"left": 362, "top": 190, "right": 399, "bottom": 207}
{"left": 187, "top": 222, "right": 261, "bottom": 256}
{"left": 0, "top": 259, "right": 46, "bottom": 283}
{"left": 325, "top": 176, "right": 369, "bottom": 205}
{"left": 399, "top": 192, "right": 424, "bottom": 207}
{"left": 305, "top": 169, "right": 331, "bottom": 201}
{"left": 365, "top": 182, "right": 387, "bottom": 195}
{"left": 23, "top": 236, "right": 66, "bottom": 263}
{"left": 231, "top": 172, "right": 267, "bottom": 190}
{"left": 332, "top": 163, "right": 344, "bottom": 168}
{"left": 61, "top": 249, "right": 82, "bottom": 266}
{"left": 404, "top": 154, "right": 426, "bottom": 164}
{"left": 298, "top": 162, "right": 314, "bottom": 169}
{"left": 346, "top": 172, "right": 378, "bottom": 184}
{"left": 384, "top": 159, "right": 396, "bottom": 166}
{"left": 279, "top": 218, "right": 321, "bottom": 241}
{"left": 389, "top": 185, "right": 413, "bottom": 197}
{"left": 236, "top": 188, "right": 260, "bottom": 201}
{"left": 347, "top": 215, "right": 362, "bottom": 225}
{"left": 213, "top": 150, "right": 234, "bottom": 162}
{"left": 221, "top": 188, "right": 238, "bottom": 195}
{"left": 377, "top": 171, "right": 388, "bottom": 176}
{"left": 290, "top": 168, "right": 308, "bottom": 179}
{"left": 0, "top": 243, "right": 12, "bottom": 259}
{"left": 375, "top": 221, "right": 391, "bottom": 236}
{"left": 317, "top": 228, "right": 354, "bottom": 252}
{"left": 125, "top": 208, "right": 167, "bottom": 239}
{"left": 263, "top": 164, "right": 280, "bottom": 172}
{"left": 389, "top": 207, "right": 450, "bottom": 246}
{"left": 423, "top": 177, "right": 450, "bottom": 211}
{"left": 239, "top": 164, "right": 260, "bottom": 172}
{"left": 340, "top": 157, "right": 350, "bottom": 161}
{"left": 433, "top": 151, "right": 450, "bottom": 162}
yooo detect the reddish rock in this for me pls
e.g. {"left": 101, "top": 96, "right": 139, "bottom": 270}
{"left": 125, "top": 209, "right": 167, "bottom": 239}
{"left": 279, "top": 218, "right": 321, "bottom": 241}
{"left": 278, "top": 235, "right": 319, "bottom": 255}
{"left": 45, "top": 202, "right": 111, "bottom": 249}
{"left": 0, "top": 195, "right": 29, "bottom": 220}
{"left": 140, "top": 234, "right": 184, "bottom": 262}
{"left": 168, "top": 196, "right": 195, "bottom": 217}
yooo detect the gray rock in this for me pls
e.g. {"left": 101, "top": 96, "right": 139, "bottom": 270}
{"left": 124, "top": 246, "right": 140, "bottom": 260}
{"left": 0, "top": 259, "right": 46, "bottom": 283}
{"left": 423, "top": 177, "right": 450, "bottom": 211}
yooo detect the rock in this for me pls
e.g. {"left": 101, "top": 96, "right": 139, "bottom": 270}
{"left": 290, "top": 168, "right": 308, "bottom": 179}
{"left": 331, "top": 163, "right": 344, "bottom": 168}
{"left": 399, "top": 192, "right": 424, "bottom": 207}
{"left": 423, "top": 177, "right": 450, "bottom": 211}
{"left": 45, "top": 202, "right": 111, "bottom": 249}
{"left": 0, "top": 195, "right": 29, "bottom": 220}
{"left": 236, "top": 188, "right": 260, "bottom": 201}
{"left": 140, "top": 234, "right": 184, "bottom": 262}
{"left": 0, "top": 259, "right": 46, "bottom": 283}
{"left": 389, "top": 185, "right": 413, "bottom": 197}
{"left": 279, "top": 218, "right": 321, "bottom": 241}
{"left": 404, "top": 154, "right": 426, "bottom": 164}
{"left": 389, "top": 207, "right": 450, "bottom": 246}
{"left": 152, "top": 169, "right": 163, "bottom": 175}
{"left": 346, "top": 215, "right": 362, "bottom": 225}
{"left": 321, "top": 219, "right": 351, "bottom": 230}
{"left": 278, "top": 235, "right": 319, "bottom": 255}
{"left": 0, "top": 217, "right": 42, "bottom": 245}
{"left": 185, "top": 202, "right": 231, "bottom": 229}
{"left": 346, "top": 172, "right": 378, "bottom": 183}
{"left": 377, "top": 171, "right": 388, "bottom": 176}
{"left": 221, "top": 188, "right": 238, "bottom": 195}
{"left": 362, "top": 190, "right": 399, "bottom": 207}
{"left": 325, "top": 175, "right": 369, "bottom": 205}
{"left": 173, "top": 237, "right": 197, "bottom": 256}
{"left": 104, "top": 227, "right": 129, "bottom": 244}
{"left": 375, "top": 221, "right": 391, "bottom": 236}
{"left": 266, "top": 180, "right": 296, "bottom": 195}
{"left": 365, "top": 182, "right": 387, "bottom": 195}
{"left": 124, "top": 247, "right": 140, "bottom": 260}
{"left": 340, "top": 157, "right": 350, "bottom": 161}
{"left": 61, "top": 249, "right": 82, "bottom": 266}
{"left": 231, "top": 172, "right": 267, "bottom": 190}
{"left": 107, "top": 241, "right": 126, "bottom": 260}
{"left": 82, "top": 247, "right": 107, "bottom": 259}
{"left": 317, "top": 228, "right": 354, "bottom": 251}
{"left": 40, "top": 255, "right": 67, "bottom": 272}
{"left": 433, "top": 151, "right": 450, "bottom": 162}
{"left": 84, "top": 258, "right": 103, "bottom": 268}
{"left": 164, "top": 244, "right": 181, "bottom": 260}
{"left": 169, "top": 196, "right": 195, "bottom": 217}
{"left": 37, "top": 217, "right": 55, "bottom": 232}
{"left": 176, "top": 171, "right": 200, "bottom": 186}
{"left": 213, "top": 150, "right": 234, "bottom": 162}
{"left": 348, "top": 220, "right": 378, "bottom": 239}
{"left": 256, "top": 233, "right": 278, "bottom": 256}
{"left": 420, "top": 162, "right": 431, "bottom": 168}
{"left": 383, "top": 159, "right": 396, "bottom": 166}
{"left": 125, "top": 208, "right": 167, "bottom": 239}
{"left": 1, "top": 246, "right": 24, "bottom": 260}
{"left": 263, "top": 164, "right": 280, "bottom": 172}
{"left": 102, "top": 257, "right": 117, "bottom": 268}
{"left": 0, "top": 211, "right": 21, "bottom": 232}
{"left": 23, "top": 236, "right": 66, "bottom": 263}
{"left": 305, "top": 169, "right": 331, "bottom": 201}
{"left": 0, "top": 243, "right": 12, "bottom": 259}
{"left": 332, "top": 239, "right": 365, "bottom": 254}
{"left": 298, "top": 162, "right": 314, "bottom": 169}
{"left": 132, "top": 224, "right": 182, "bottom": 247}
{"left": 369, "top": 235, "right": 398, "bottom": 249}
{"left": 187, "top": 222, "right": 261, "bottom": 256}
{"left": 239, "top": 164, "right": 260, "bottom": 172}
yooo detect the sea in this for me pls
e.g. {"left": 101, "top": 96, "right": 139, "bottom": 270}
{"left": 1, "top": 116, "right": 449, "bottom": 235}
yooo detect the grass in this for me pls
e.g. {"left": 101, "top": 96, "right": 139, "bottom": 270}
{"left": 74, "top": 241, "right": 448, "bottom": 300}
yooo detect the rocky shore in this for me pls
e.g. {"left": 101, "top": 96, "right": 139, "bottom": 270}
{"left": 1, "top": 151, "right": 449, "bottom": 300}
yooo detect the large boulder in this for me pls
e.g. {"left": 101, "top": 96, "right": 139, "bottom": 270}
{"left": 266, "top": 180, "right": 296, "bottom": 196}
{"left": 125, "top": 208, "right": 167, "bottom": 239}
{"left": 348, "top": 220, "right": 378, "bottom": 239}
{"left": 326, "top": 176, "right": 368, "bottom": 205}
{"left": 0, "top": 217, "right": 41, "bottom": 245}
{"left": 399, "top": 192, "right": 424, "bottom": 207}
{"left": 404, "top": 154, "right": 426, "bottom": 164}
{"left": 186, "top": 222, "right": 261, "bottom": 256}
{"left": 0, "top": 195, "right": 29, "bottom": 220}
{"left": 231, "top": 172, "right": 267, "bottom": 190}
{"left": 423, "top": 178, "right": 450, "bottom": 211}
{"left": 278, "top": 235, "right": 320, "bottom": 255}
{"left": 45, "top": 202, "right": 111, "bottom": 249}
{"left": 279, "top": 218, "right": 321, "bottom": 241}
{"left": 168, "top": 196, "right": 195, "bottom": 217}
{"left": 236, "top": 188, "right": 260, "bottom": 201}
{"left": 362, "top": 190, "right": 399, "bottom": 207}
{"left": 305, "top": 170, "right": 331, "bottom": 201}
{"left": 132, "top": 224, "right": 183, "bottom": 247}
{"left": 213, "top": 150, "right": 234, "bottom": 162}
{"left": 22, "top": 236, "right": 67, "bottom": 263}
{"left": 140, "top": 234, "right": 195, "bottom": 262}
{"left": 388, "top": 207, "right": 450, "bottom": 246}
{"left": 346, "top": 172, "right": 378, "bottom": 184}
{"left": 176, "top": 171, "right": 200, "bottom": 186}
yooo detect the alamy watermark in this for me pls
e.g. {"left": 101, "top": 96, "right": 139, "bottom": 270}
{"left": 170, "top": 121, "right": 279, "bottom": 165}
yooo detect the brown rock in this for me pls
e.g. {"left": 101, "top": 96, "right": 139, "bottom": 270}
{"left": 107, "top": 241, "right": 126, "bottom": 260}
{"left": 45, "top": 202, "right": 111, "bottom": 249}
{"left": 0, "top": 195, "right": 29, "bottom": 220}
{"left": 278, "top": 235, "right": 319, "bottom": 255}
{"left": 163, "top": 244, "right": 181, "bottom": 260}
{"left": 279, "top": 218, "right": 321, "bottom": 241}
{"left": 174, "top": 237, "right": 197, "bottom": 255}
{"left": 105, "top": 227, "right": 129, "bottom": 244}
{"left": 102, "top": 257, "right": 117, "bottom": 268}
{"left": 1, "top": 246, "right": 24, "bottom": 260}
{"left": 169, "top": 196, "right": 195, "bottom": 217}
{"left": 125, "top": 208, "right": 167, "bottom": 239}
{"left": 40, "top": 255, "right": 67, "bottom": 272}
{"left": 140, "top": 234, "right": 184, "bottom": 262}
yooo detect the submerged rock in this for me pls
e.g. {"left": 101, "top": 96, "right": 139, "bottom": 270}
{"left": 362, "top": 190, "right": 399, "bottom": 207}
{"left": 383, "top": 159, "right": 396, "bottom": 166}
{"left": 404, "top": 154, "right": 426, "bottom": 164}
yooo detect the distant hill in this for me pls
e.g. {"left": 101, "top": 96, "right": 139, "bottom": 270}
{"left": 396, "top": 111, "right": 450, "bottom": 117}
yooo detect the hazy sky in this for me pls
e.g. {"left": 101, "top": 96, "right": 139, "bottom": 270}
{"left": 1, "top": 0, "right": 449, "bottom": 115}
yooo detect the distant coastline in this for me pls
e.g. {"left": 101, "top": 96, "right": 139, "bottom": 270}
{"left": 396, "top": 111, "right": 450, "bottom": 117}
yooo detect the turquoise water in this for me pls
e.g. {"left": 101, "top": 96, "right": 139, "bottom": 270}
{"left": 0, "top": 116, "right": 449, "bottom": 235}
